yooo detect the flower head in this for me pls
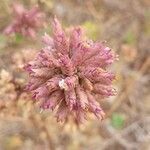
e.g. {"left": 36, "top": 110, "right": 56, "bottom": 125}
{"left": 4, "top": 3, "right": 45, "bottom": 38}
{"left": 25, "top": 17, "right": 117, "bottom": 123}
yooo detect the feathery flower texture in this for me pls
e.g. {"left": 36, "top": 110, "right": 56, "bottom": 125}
{"left": 4, "top": 3, "right": 44, "bottom": 38}
{"left": 25, "top": 17, "right": 117, "bottom": 123}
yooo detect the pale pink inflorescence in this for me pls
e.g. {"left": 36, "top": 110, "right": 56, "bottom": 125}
{"left": 25, "top": 17, "right": 117, "bottom": 123}
{"left": 4, "top": 3, "right": 44, "bottom": 38}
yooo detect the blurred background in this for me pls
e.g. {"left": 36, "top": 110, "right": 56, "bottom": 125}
{"left": 0, "top": 0, "right": 150, "bottom": 150}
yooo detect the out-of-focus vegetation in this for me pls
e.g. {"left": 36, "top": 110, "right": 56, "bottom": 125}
{"left": 0, "top": 0, "right": 150, "bottom": 150}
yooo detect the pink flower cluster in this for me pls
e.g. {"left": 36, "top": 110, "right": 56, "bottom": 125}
{"left": 4, "top": 3, "right": 44, "bottom": 38}
{"left": 25, "top": 17, "right": 117, "bottom": 123}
